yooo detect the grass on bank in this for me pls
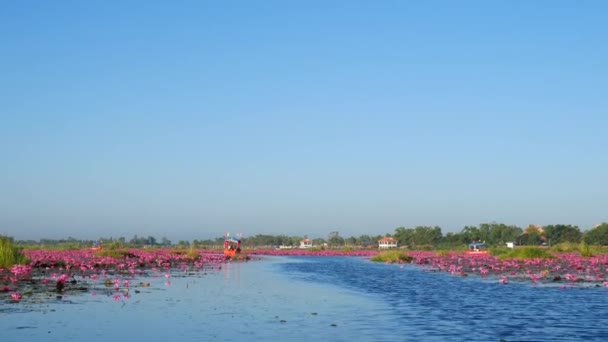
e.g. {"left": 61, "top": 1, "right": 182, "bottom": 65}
{"left": 0, "top": 235, "right": 29, "bottom": 268}
{"left": 19, "top": 242, "right": 84, "bottom": 251}
{"left": 494, "top": 247, "right": 554, "bottom": 260}
{"left": 169, "top": 246, "right": 201, "bottom": 260}
{"left": 371, "top": 250, "right": 413, "bottom": 263}
{"left": 94, "top": 249, "right": 131, "bottom": 259}
{"left": 579, "top": 241, "right": 593, "bottom": 257}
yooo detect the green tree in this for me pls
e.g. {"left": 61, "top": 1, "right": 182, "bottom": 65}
{"left": 584, "top": 223, "right": 608, "bottom": 245}
{"left": 543, "top": 224, "right": 582, "bottom": 245}
{"left": 413, "top": 226, "right": 443, "bottom": 245}
{"left": 147, "top": 236, "right": 158, "bottom": 246}
{"left": 518, "top": 232, "right": 542, "bottom": 246}
{"left": 327, "top": 231, "right": 344, "bottom": 247}
{"left": 129, "top": 235, "right": 145, "bottom": 246}
{"left": 394, "top": 227, "right": 414, "bottom": 246}
{"left": 442, "top": 232, "right": 463, "bottom": 245}
{"left": 177, "top": 240, "right": 190, "bottom": 248}
{"left": 478, "top": 223, "right": 492, "bottom": 243}
{"left": 486, "top": 223, "right": 523, "bottom": 245}
{"left": 345, "top": 236, "right": 358, "bottom": 246}
{"left": 394, "top": 226, "right": 443, "bottom": 246}
{"left": 461, "top": 226, "right": 481, "bottom": 243}
{"left": 358, "top": 235, "right": 373, "bottom": 247}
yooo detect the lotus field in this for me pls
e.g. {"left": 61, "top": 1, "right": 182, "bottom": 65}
{"left": 406, "top": 251, "right": 608, "bottom": 286}
{"left": 1, "top": 248, "right": 233, "bottom": 304}
{"left": 2, "top": 248, "right": 608, "bottom": 304}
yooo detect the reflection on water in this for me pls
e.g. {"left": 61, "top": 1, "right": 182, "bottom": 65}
{"left": 2, "top": 256, "right": 608, "bottom": 341}
{"left": 281, "top": 257, "right": 608, "bottom": 341}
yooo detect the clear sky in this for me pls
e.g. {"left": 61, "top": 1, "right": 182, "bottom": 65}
{"left": 1, "top": 1, "right": 606, "bottom": 241}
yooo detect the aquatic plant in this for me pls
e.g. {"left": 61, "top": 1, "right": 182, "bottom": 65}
{"left": 498, "top": 247, "right": 554, "bottom": 260}
{"left": 0, "top": 247, "right": 236, "bottom": 305}
{"left": 435, "top": 250, "right": 449, "bottom": 257}
{"left": 106, "top": 241, "right": 124, "bottom": 250}
{"left": 488, "top": 247, "right": 510, "bottom": 257}
{"left": 0, "top": 235, "right": 28, "bottom": 268}
{"left": 186, "top": 246, "right": 200, "bottom": 260}
{"left": 94, "top": 249, "right": 130, "bottom": 259}
{"left": 579, "top": 241, "right": 593, "bottom": 257}
{"left": 550, "top": 242, "right": 580, "bottom": 253}
{"left": 371, "top": 250, "right": 413, "bottom": 263}
{"left": 10, "top": 292, "right": 22, "bottom": 301}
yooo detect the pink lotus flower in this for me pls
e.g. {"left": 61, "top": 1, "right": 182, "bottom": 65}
{"left": 10, "top": 293, "right": 22, "bottom": 301}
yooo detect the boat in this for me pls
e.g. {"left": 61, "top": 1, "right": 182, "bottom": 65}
{"left": 465, "top": 242, "right": 488, "bottom": 255}
{"left": 223, "top": 234, "right": 242, "bottom": 258}
{"left": 91, "top": 241, "right": 102, "bottom": 251}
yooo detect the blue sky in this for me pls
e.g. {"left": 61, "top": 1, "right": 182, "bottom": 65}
{"left": 1, "top": 1, "right": 606, "bottom": 241}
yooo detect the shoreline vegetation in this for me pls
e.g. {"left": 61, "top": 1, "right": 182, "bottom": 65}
{"left": 3, "top": 224, "right": 608, "bottom": 305}
{"left": 2, "top": 243, "right": 608, "bottom": 299}
{"left": 371, "top": 250, "right": 414, "bottom": 263}
{"left": 0, "top": 236, "right": 28, "bottom": 269}
{"left": 10, "top": 222, "right": 608, "bottom": 253}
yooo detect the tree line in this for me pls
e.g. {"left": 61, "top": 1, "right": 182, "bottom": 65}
{"left": 393, "top": 222, "right": 608, "bottom": 248}
{"left": 12, "top": 222, "right": 608, "bottom": 249}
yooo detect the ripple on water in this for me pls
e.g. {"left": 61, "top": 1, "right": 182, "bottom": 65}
{"left": 279, "top": 256, "right": 608, "bottom": 342}
{"left": 2, "top": 256, "right": 608, "bottom": 341}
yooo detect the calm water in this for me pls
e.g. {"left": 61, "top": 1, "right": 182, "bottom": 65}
{"left": 2, "top": 256, "right": 608, "bottom": 341}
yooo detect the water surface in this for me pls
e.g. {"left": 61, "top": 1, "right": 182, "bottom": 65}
{"left": 2, "top": 256, "right": 607, "bottom": 341}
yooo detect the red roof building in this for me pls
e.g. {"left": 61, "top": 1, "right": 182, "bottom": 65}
{"left": 378, "top": 237, "right": 398, "bottom": 249}
{"left": 299, "top": 238, "right": 313, "bottom": 249}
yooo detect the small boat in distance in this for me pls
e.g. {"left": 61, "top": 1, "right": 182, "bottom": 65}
{"left": 223, "top": 234, "right": 242, "bottom": 258}
{"left": 91, "top": 241, "right": 102, "bottom": 251}
{"left": 466, "top": 242, "right": 488, "bottom": 255}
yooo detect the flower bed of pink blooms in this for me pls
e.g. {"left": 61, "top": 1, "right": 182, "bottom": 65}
{"left": 1, "top": 248, "right": 234, "bottom": 304}
{"left": 2, "top": 248, "right": 607, "bottom": 304}
{"left": 249, "top": 249, "right": 608, "bottom": 286}
{"left": 405, "top": 251, "right": 608, "bottom": 286}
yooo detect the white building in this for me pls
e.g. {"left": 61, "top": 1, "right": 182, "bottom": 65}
{"left": 299, "top": 238, "right": 313, "bottom": 249}
{"left": 378, "top": 237, "right": 398, "bottom": 249}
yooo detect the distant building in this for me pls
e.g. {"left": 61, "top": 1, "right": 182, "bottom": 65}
{"left": 378, "top": 237, "right": 398, "bottom": 249}
{"left": 300, "top": 238, "right": 313, "bottom": 249}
